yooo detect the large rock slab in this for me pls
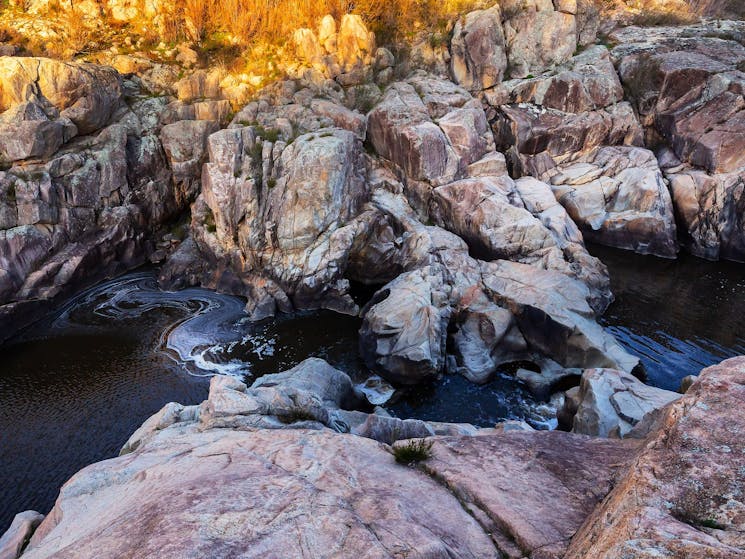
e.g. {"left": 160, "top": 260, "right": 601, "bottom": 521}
{"left": 358, "top": 189, "right": 636, "bottom": 385}
{"left": 367, "top": 81, "right": 460, "bottom": 187}
{"left": 419, "top": 431, "right": 641, "bottom": 558}
{"left": 189, "top": 125, "right": 369, "bottom": 316}
{"left": 450, "top": 5, "right": 507, "bottom": 93}
{"left": 20, "top": 428, "right": 500, "bottom": 559}
{"left": 10, "top": 354, "right": 647, "bottom": 559}
{"left": 566, "top": 356, "right": 745, "bottom": 558}
{"left": 480, "top": 259, "right": 639, "bottom": 373}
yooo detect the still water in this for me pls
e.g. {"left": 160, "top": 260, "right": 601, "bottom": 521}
{"left": 1, "top": 247, "right": 743, "bottom": 532}
{"left": 593, "top": 246, "right": 745, "bottom": 391}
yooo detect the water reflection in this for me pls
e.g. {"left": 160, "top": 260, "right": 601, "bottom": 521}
{"left": 592, "top": 245, "right": 745, "bottom": 391}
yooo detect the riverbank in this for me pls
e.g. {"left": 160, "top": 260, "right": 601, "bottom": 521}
{"left": 1, "top": 0, "right": 744, "bottom": 556}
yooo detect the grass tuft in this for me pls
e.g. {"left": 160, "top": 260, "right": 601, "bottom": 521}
{"left": 392, "top": 439, "right": 433, "bottom": 464}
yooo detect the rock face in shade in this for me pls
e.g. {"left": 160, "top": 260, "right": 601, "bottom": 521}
{"left": 611, "top": 25, "right": 745, "bottom": 261}
{"left": 481, "top": 45, "right": 680, "bottom": 258}
{"left": 0, "top": 511, "right": 44, "bottom": 559}
{"left": 667, "top": 168, "right": 745, "bottom": 261}
{"left": 566, "top": 356, "right": 745, "bottom": 558}
{"left": 0, "top": 57, "right": 225, "bottom": 341}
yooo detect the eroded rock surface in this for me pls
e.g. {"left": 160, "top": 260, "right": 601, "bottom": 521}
{"left": 13, "top": 357, "right": 646, "bottom": 559}
{"left": 566, "top": 357, "right": 745, "bottom": 558}
{"left": 540, "top": 146, "right": 678, "bottom": 257}
{"left": 358, "top": 189, "right": 636, "bottom": 385}
{"left": 612, "top": 24, "right": 745, "bottom": 261}
{"left": 163, "top": 124, "right": 369, "bottom": 318}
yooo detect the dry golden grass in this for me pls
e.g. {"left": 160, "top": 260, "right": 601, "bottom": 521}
{"left": 595, "top": 0, "right": 699, "bottom": 26}
{"left": 155, "top": 0, "right": 489, "bottom": 46}
{"left": 0, "top": 0, "right": 492, "bottom": 64}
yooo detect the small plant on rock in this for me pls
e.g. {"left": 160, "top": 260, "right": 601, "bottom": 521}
{"left": 392, "top": 439, "right": 433, "bottom": 465}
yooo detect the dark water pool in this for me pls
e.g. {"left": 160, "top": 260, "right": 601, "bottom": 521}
{"left": 0, "top": 272, "right": 542, "bottom": 532}
{"left": 592, "top": 245, "right": 745, "bottom": 392}
{"left": 1, "top": 247, "right": 743, "bottom": 532}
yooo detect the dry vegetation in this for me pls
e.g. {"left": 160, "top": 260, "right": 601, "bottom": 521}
{"left": 169, "top": 0, "right": 489, "bottom": 45}
{"left": 595, "top": 0, "right": 699, "bottom": 26}
{"left": 0, "top": 0, "right": 490, "bottom": 59}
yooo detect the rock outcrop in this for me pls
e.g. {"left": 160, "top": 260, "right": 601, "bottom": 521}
{"left": 0, "top": 56, "right": 225, "bottom": 341}
{"left": 562, "top": 368, "right": 681, "bottom": 438}
{"left": 292, "top": 14, "right": 380, "bottom": 87}
{"left": 0, "top": 57, "right": 121, "bottom": 137}
{"left": 612, "top": 23, "right": 745, "bottom": 261}
{"left": 540, "top": 145, "right": 678, "bottom": 257}
{"left": 449, "top": 0, "right": 600, "bottom": 91}
{"left": 8, "top": 358, "right": 643, "bottom": 559}
{"left": 566, "top": 356, "right": 745, "bottom": 558}
{"left": 158, "top": 71, "right": 633, "bottom": 387}
{"left": 0, "top": 511, "right": 44, "bottom": 559}
{"left": 14, "top": 356, "right": 744, "bottom": 559}
{"left": 367, "top": 74, "right": 613, "bottom": 311}
{"left": 357, "top": 188, "right": 637, "bottom": 385}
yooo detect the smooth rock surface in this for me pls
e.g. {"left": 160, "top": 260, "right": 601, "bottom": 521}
{"left": 568, "top": 368, "right": 681, "bottom": 438}
{"left": 0, "top": 512, "right": 44, "bottom": 559}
